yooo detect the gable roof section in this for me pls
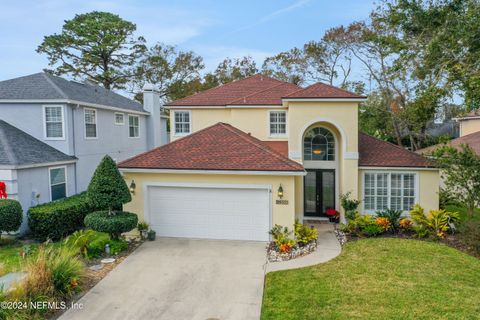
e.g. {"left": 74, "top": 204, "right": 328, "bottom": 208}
{"left": 166, "top": 74, "right": 286, "bottom": 106}
{"left": 456, "top": 108, "right": 480, "bottom": 120}
{"left": 166, "top": 74, "right": 364, "bottom": 107}
{"left": 416, "top": 131, "right": 480, "bottom": 156}
{"left": 118, "top": 123, "right": 304, "bottom": 172}
{"left": 285, "top": 82, "right": 365, "bottom": 99}
{"left": 0, "top": 72, "right": 145, "bottom": 113}
{"left": 0, "top": 120, "right": 76, "bottom": 168}
{"left": 359, "top": 133, "right": 433, "bottom": 168}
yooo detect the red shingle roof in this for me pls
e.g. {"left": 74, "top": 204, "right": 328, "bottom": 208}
{"left": 166, "top": 74, "right": 364, "bottom": 106}
{"left": 285, "top": 82, "right": 365, "bottom": 99}
{"left": 262, "top": 141, "right": 288, "bottom": 157}
{"left": 416, "top": 131, "right": 480, "bottom": 156}
{"left": 118, "top": 123, "right": 304, "bottom": 172}
{"left": 166, "top": 74, "right": 288, "bottom": 106}
{"left": 459, "top": 108, "right": 480, "bottom": 119}
{"left": 359, "top": 133, "right": 433, "bottom": 168}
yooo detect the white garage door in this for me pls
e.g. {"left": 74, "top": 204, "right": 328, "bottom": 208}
{"left": 147, "top": 185, "right": 271, "bottom": 241}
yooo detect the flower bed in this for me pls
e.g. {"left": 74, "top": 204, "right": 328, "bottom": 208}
{"left": 267, "top": 220, "right": 318, "bottom": 262}
{"left": 267, "top": 241, "right": 317, "bottom": 262}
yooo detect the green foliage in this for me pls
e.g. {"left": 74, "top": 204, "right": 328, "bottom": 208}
{"left": 343, "top": 213, "right": 379, "bottom": 236}
{"left": 132, "top": 43, "right": 205, "bottom": 102}
{"left": 439, "top": 188, "right": 459, "bottom": 209}
{"left": 376, "top": 208, "right": 403, "bottom": 232}
{"left": 431, "top": 145, "right": 480, "bottom": 216}
{"left": 413, "top": 225, "right": 430, "bottom": 238}
{"left": 37, "top": 11, "right": 146, "bottom": 90}
{"left": 49, "top": 247, "right": 84, "bottom": 297}
{"left": 87, "top": 155, "right": 131, "bottom": 213}
{"left": 0, "top": 199, "right": 22, "bottom": 236}
{"left": 340, "top": 192, "right": 361, "bottom": 220}
{"left": 458, "top": 220, "right": 480, "bottom": 254}
{"left": 410, "top": 204, "right": 460, "bottom": 238}
{"left": 269, "top": 225, "right": 296, "bottom": 248}
{"left": 64, "top": 229, "right": 99, "bottom": 258}
{"left": 28, "top": 192, "right": 96, "bottom": 240}
{"left": 362, "top": 224, "right": 383, "bottom": 237}
{"left": 294, "top": 219, "right": 318, "bottom": 246}
{"left": 86, "top": 232, "right": 128, "bottom": 258}
{"left": 137, "top": 221, "right": 149, "bottom": 232}
{"left": 84, "top": 211, "right": 138, "bottom": 240}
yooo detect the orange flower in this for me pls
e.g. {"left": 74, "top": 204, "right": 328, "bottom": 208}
{"left": 399, "top": 218, "right": 413, "bottom": 230}
{"left": 279, "top": 244, "right": 292, "bottom": 253}
{"left": 375, "top": 217, "right": 391, "bottom": 231}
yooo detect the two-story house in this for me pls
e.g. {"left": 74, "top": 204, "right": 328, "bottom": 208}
{"left": 0, "top": 72, "right": 167, "bottom": 231}
{"left": 119, "top": 74, "right": 439, "bottom": 241}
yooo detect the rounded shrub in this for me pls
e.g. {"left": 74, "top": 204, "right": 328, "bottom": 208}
{"left": 0, "top": 199, "right": 23, "bottom": 236}
{"left": 84, "top": 211, "right": 138, "bottom": 239}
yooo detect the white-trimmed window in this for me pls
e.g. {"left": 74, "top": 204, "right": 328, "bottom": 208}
{"left": 269, "top": 111, "right": 287, "bottom": 136}
{"left": 49, "top": 167, "right": 67, "bottom": 201}
{"left": 44, "top": 105, "right": 64, "bottom": 139}
{"left": 128, "top": 115, "right": 139, "bottom": 138}
{"left": 174, "top": 111, "right": 191, "bottom": 135}
{"left": 115, "top": 113, "right": 125, "bottom": 125}
{"left": 364, "top": 172, "right": 417, "bottom": 213}
{"left": 84, "top": 108, "right": 97, "bottom": 138}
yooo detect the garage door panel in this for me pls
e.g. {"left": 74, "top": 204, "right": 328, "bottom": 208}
{"left": 147, "top": 186, "right": 270, "bottom": 241}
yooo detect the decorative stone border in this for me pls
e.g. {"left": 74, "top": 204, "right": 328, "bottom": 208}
{"left": 334, "top": 229, "right": 347, "bottom": 246}
{"left": 267, "top": 241, "right": 317, "bottom": 262}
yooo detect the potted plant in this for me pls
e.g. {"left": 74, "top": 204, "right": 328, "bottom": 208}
{"left": 137, "top": 221, "right": 149, "bottom": 240}
{"left": 147, "top": 229, "right": 156, "bottom": 241}
{"left": 326, "top": 208, "right": 339, "bottom": 223}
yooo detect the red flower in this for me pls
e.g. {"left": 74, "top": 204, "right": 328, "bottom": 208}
{"left": 326, "top": 208, "right": 338, "bottom": 216}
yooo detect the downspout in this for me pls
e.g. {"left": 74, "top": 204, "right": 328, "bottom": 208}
{"left": 71, "top": 104, "right": 79, "bottom": 194}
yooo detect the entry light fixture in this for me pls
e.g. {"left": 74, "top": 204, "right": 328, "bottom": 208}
{"left": 129, "top": 180, "right": 136, "bottom": 194}
{"left": 278, "top": 184, "right": 284, "bottom": 199}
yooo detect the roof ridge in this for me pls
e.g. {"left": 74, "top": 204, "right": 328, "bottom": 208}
{"left": 284, "top": 81, "right": 363, "bottom": 98}
{"left": 0, "top": 121, "right": 17, "bottom": 164}
{"left": 218, "top": 123, "right": 303, "bottom": 170}
{"left": 166, "top": 74, "right": 285, "bottom": 106}
{"left": 227, "top": 82, "right": 289, "bottom": 105}
{"left": 41, "top": 73, "right": 69, "bottom": 99}
{"left": 360, "top": 132, "right": 428, "bottom": 159}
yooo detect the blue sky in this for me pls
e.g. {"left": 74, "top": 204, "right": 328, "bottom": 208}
{"left": 0, "top": 0, "right": 374, "bottom": 81}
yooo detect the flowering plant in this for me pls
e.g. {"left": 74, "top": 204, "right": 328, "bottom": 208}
{"left": 375, "top": 217, "right": 391, "bottom": 231}
{"left": 326, "top": 208, "right": 338, "bottom": 216}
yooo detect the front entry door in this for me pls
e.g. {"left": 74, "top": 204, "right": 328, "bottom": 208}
{"left": 304, "top": 169, "right": 335, "bottom": 217}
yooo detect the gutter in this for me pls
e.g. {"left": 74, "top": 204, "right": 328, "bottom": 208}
{"left": 0, "top": 159, "right": 77, "bottom": 170}
{"left": 118, "top": 168, "right": 307, "bottom": 176}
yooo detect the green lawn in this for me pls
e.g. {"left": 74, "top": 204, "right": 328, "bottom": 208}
{"left": 0, "top": 240, "right": 26, "bottom": 276}
{"left": 262, "top": 238, "right": 480, "bottom": 320}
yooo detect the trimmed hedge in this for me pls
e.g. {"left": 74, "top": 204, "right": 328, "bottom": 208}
{"left": 0, "top": 199, "right": 23, "bottom": 234}
{"left": 28, "top": 192, "right": 96, "bottom": 240}
{"left": 84, "top": 211, "right": 138, "bottom": 239}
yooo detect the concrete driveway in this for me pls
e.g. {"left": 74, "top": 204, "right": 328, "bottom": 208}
{"left": 60, "top": 238, "right": 267, "bottom": 320}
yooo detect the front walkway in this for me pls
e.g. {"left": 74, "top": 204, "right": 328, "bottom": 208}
{"left": 60, "top": 238, "right": 267, "bottom": 320}
{"left": 265, "top": 223, "right": 341, "bottom": 273}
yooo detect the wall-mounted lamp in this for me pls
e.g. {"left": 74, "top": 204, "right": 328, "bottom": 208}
{"left": 277, "top": 184, "right": 284, "bottom": 199}
{"left": 129, "top": 180, "right": 136, "bottom": 194}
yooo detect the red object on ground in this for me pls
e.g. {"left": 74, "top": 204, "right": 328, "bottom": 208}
{"left": 326, "top": 208, "right": 338, "bottom": 216}
{"left": 0, "top": 181, "right": 7, "bottom": 198}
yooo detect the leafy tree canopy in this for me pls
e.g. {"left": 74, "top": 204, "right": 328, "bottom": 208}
{"left": 37, "top": 11, "right": 146, "bottom": 90}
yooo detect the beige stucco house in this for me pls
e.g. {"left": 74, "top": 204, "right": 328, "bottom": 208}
{"left": 119, "top": 74, "right": 439, "bottom": 241}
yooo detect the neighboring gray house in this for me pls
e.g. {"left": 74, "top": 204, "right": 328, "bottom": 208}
{"left": 0, "top": 72, "right": 168, "bottom": 232}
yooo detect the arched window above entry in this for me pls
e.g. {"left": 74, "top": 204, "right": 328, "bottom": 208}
{"left": 303, "top": 127, "right": 335, "bottom": 161}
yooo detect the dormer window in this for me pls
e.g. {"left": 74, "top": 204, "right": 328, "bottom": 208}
{"left": 269, "top": 111, "right": 287, "bottom": 136}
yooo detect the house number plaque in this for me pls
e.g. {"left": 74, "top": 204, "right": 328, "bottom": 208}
{"left": 276, "top": 200, "right": 288, "bottom": 205}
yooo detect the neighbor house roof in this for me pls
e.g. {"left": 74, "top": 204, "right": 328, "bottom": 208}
{"left": 0, "top": 120, "right": 76, "bottom": 168}
{"left": 118, "top": 123, "right": 304, "bottom": 172}
{"left": 455, "top": 108, "right": 480, "bottom": 120}
{"left": 416, "top": 131, "right": 480, "bottom": 156}
{"left": 0, "top": 72, "right": 145, "bottom": 113}
{"left": 166, "top": 74, "right": 364, "bottom": 107}
{"left": 358, "top": 133, "right": 433, "bottom": 168}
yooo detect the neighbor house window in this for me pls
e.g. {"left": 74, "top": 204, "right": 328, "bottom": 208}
{"left": 115, "top": 113, "right": 124, "bottom": 125}
{"left": 174, "top": 111, "right": 191, "bottom": 135}
{"left": 84, "top": 108, "right": 97, "bottom": 138}
{"left": 128, "top": 115, "right": 139, "bottom": 137}
{"left": 44, "top": 106, "right": 64, "bottom": 139}
{"left": 269, "top": 111, "right": 287, "bottom": 136}
{"left": 303, "top": 127, "right": 335, "bottom": 161}
{"left": 364, "top": 172, "right": 416, "bottom": 212}
{"left": 49, "top": 167, "right": 66, "bottom": 201}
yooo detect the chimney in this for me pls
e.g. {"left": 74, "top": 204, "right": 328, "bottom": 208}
{"left": 143, "top": 83, "right": 167, "bottom": 149}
